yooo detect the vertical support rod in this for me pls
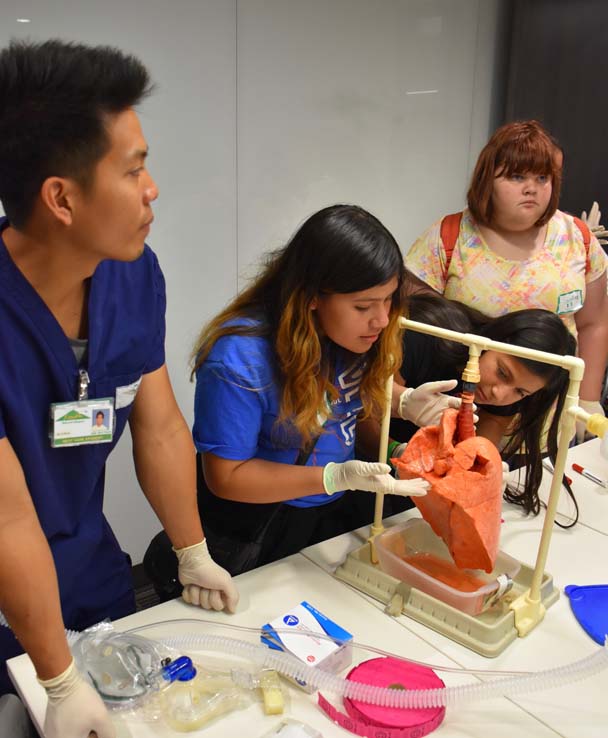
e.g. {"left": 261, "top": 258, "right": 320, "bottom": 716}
{"left": 369, "top": 373, "right": 393, "bottom": 563}
{"left": 529, "top": 374, "right": 580, "bottom": 600}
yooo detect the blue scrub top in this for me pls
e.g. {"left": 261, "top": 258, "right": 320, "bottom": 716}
{"left": 0, "top": 218, "right": 166, "bottom": 629}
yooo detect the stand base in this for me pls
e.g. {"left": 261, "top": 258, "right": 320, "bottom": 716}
{"left": 334, "top": 543, "right": 559, "bottom": 657}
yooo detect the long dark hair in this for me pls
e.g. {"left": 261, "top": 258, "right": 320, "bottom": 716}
{"left": 406, "top": 294, "right": 577, "bottom": 524}
{"left": 192, "top": 204, "right": 406, "bottom": 443}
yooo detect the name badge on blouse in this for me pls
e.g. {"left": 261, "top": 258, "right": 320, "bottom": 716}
{"left": 49, "top": 398, "right": 115, "bottom": 447}
{"left": 557, "top": 289, "right": 583, "bottom": 315}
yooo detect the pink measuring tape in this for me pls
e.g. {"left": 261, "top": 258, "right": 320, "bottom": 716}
{"left": 318, "top": 657, "right": 445, "bottom": 737}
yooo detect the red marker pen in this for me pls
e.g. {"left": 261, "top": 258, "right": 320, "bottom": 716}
{"left": 572, "top": 463, "right": 608, "bottom": 489}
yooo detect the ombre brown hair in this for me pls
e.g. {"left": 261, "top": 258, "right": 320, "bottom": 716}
{"left": 191, "top": 205, "right": 405, "bottom": 443}
{"left": 467, "top": 120, "right": 563, "bottom": 227}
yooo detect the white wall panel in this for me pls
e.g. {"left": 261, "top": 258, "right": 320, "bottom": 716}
{"left": 236, "top": 0, "right": 504, "bottom": 278}
{"left": 0, "top": 1, "right": 504, "bottom": 562}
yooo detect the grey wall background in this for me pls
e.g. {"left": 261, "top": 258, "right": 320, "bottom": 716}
{"left": 0, "top": 0, "right": 509, "bottom": 562}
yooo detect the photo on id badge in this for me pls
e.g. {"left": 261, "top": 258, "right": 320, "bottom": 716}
{"left": 92, "top": 409, "right": 109, "bottom": 432}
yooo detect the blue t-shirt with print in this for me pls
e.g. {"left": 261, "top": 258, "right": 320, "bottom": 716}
{"left": 193, "top": 323, "right": 365, "bottom": 508}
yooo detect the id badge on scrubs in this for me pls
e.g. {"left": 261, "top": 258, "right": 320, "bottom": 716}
{"left": 49, "top": 398, "right": 114, "bottom": 447}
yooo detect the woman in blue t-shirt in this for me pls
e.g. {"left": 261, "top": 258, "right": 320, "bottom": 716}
{"left": 189, "top": 204, "right": 460, "bottom": 574}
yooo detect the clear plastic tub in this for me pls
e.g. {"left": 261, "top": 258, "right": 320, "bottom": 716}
{"left": 375, "top": 519, "right": 521, "bottom": 615}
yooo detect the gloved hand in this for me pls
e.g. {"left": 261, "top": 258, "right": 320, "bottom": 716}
{"left": 581, "top": 201, "right": 601, "bottom": 227}
{"left": 581, "top": 202, "right": 608, "bottom": 244}
{"left": 174, "top": 539, "right": 239, "bottom": 612}
{"left": 398, "top": 380, "right": 462, "bottom": 427}
{"left": 576, "top": 400, "right": 606, "bottom": 444}
{"left": 323, "top": 460, "right": 428, "bottom": 497}
{"left": 39, "top": 658, "right": 115, "bottom": 738}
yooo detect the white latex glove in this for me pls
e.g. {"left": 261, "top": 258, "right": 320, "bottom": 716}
{"left": 39, "top": 658, "right": 115, "bottom": 738}
{"left": 323, "top": 460, "right": 428, "bottom": 498}
{"left": 501, "top": 461, "right": 510, "bottom": 493}
{"left": 581, "top": 202, "right": 608, "bottom": 243}
{"left": 174, "top": 539, "right": 239, "bottom": 612}
{"left": 576, "top": 400, "right": 606, "bottom": 444}
{"left": 581, "top": 201, "right": 601, "bottom": 227}
{"left": 398, "top": 380, "right": 462, "bottom": 427}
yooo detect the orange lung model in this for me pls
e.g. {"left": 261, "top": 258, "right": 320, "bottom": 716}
{"left": 392, "top": 408, "right": 502, "bottom": 573}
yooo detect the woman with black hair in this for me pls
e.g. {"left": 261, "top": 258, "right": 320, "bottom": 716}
{"left": 187, "top": 205, "right": 466, "bottom": 575}
{"left": 144, "top": 207, "right": 464, "bottom": 591}
{"left": 391, "top": 293, "right": 578, "bottom": 522}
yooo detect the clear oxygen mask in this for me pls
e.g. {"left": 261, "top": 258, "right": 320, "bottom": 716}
{"left": 71, "top": 622, "right": 274, "bottom": 731}
{"left": 72, "top": 627, "right": 167, "bottom": 707}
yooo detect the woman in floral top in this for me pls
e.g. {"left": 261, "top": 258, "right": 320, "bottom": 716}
{"left": 405, "top": 120, "right": 608, "bottom": 440}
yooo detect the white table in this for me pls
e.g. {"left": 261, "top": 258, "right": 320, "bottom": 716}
{"left": 539, "top": 437, "right": 608, "bottom": 536}
{"left": 302, "top": 438, "right": 608, "bottom": 738}
{"left": 8, "top": 554, "right": 565, "bottom": 738}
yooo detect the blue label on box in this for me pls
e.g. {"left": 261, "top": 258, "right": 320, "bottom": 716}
{"left": 261, "top": 601, "right": 352, "bottom": 658}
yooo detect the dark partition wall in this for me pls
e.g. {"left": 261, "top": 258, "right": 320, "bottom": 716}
{"left": 505, "top": 0, "right": 608, "bottom": 217}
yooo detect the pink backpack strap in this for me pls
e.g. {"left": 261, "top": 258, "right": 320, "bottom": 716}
{"left": 572, "top": 216, "right": 591, "bottom": 273}
{"left": 439, "top": 212, "right": 463, "bottom": 279}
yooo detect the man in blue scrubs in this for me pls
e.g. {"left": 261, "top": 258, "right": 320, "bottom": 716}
{"left": 0, "top": 40, "right": 238, "bottom": 738}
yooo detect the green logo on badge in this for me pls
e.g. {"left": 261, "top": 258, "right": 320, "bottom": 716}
{"left": 57, "top": 409, "right": 89, "bottom": 422}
